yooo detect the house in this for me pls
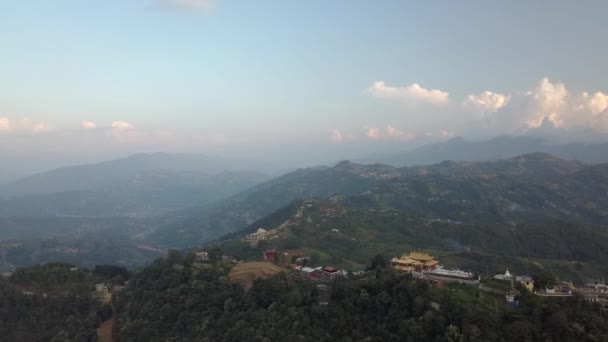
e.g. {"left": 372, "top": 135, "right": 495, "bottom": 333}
{"left": 506, "top": 289, "right": 520, "bottom": 306}
{"left": 391, "top": 251, "right": 439, "bottom": 272}
{"left": 577, "top": 281, "right": 608, "bottom": 304}
{"left": 295, "top": 257, "right": 311, "bottom": 265}
{"left": 263, "top": 249, "right": 279, "bottom": 262}
{"left": 317, "top": 266, "right": 339, "bottom": 281}
{"left": 294, "top": 266, "right": 317, "bottom": 280}
{"left": 95, "top": 283, "right": 109, "bottom": 293}
{"left": 195, "top": 251, "right": 209, "bottom": 262}
{"left": 292, "top": 265, "right": 342, "bottom": 282}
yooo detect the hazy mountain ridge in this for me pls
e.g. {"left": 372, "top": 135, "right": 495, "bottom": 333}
{"left": 152, "top": 152, "right": 608, "bottom": 248}
{"left": 0, "top": 157, "right": 269, "bottom": 217}
{"left": 359, "top": 136, "right": 608, "bottom": 167}
{"left": 1, "top": 152, "right": 276, "bottom": 197}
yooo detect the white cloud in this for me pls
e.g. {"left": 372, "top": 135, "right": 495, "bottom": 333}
{"left": 81, "top": 121, "right": 97, "bottom": 130}
{"left": 585, "top": 91, "right": 608, "bottom": 115}
{"left": 366, "top": 127, "right": 381, "bottom": 139}
{"left": 367, "top": 81, "right": 449, "bottom": 105}
{"left": 330, "top": 129, "right": 344, "bottom": 143}
{"left": 0, "top": 117, "right": 9, "bottom": 131}
{"left": 476, "top": 77, "right": 608, "bottom": 138}
{"left": 111, "top": 120, "right": 134, "bottom": 131}
{"left": 0, "top": 117, "right": 52, "bottom": 133}
{"left": 157, "top": 0, "right": 213, "bottom": 11}
{"left": 365, "top": 125, "right": 416, "bottom": 141}
{"left": 463, "top": 91, "right": 510, "bottom": 114}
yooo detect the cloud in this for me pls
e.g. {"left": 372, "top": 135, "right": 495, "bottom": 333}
{"left": 0, "top": 117, "right": 9, "bottom": 131}
{"left": 0, "top": 117, "right": 52, "bottom": 133}
{"left": 581, "top": 91, "right": 608, "bottom": 115}
{"left": 365, "top": 125, "right": 416, "bottom": 141}
{"left": 463, "top": 91, "right": 510, "bottom": 114}
{"left": 366, "top": 77, "right": 608, "bottom": 141}
{"left": 493, "top": 78, "right": 608, "bottom": 132}
{"left": 367, "top": 81, "right": 449, "bottom": 105}
{"left": 156, "top": 0, "right": 213, "bottom": 11}
{"left": 366, "top": 127, "right": 381, "bottom": 139}
{"left": 330, "top": 129, "right": 344, "bottom": 143}
{"left": 111, "top": 120, "right": 134, "bottom": 131}
{"left": 81, "top": 121, "right": 97, "bottom": 130}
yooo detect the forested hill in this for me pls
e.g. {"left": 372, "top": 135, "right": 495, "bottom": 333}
{"left": 114, "top": 254, "right": 608, "bottom": 341}
{"left": 152, "top": 153, "right": 608, "bottom": 248}
{"left": 0, "top": 263, "right": 119, "bottom": 341}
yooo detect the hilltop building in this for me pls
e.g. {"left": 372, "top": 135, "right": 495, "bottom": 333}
{"left": 391, "top": 251, "right": 439, "bottom": 272}
{"left": 494, "top": 270, "right": 534, "bottom": 292}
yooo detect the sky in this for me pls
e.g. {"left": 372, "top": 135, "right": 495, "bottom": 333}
{"left": 1, "top": 0, "right": 608, "bottom": 180}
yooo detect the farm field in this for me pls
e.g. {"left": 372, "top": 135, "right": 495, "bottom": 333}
{"left": 228, "top": 262, "right": 287, "bottom": 289}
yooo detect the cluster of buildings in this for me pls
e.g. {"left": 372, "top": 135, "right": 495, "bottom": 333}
{"left": 292, "top": 265, "right": 345, "bottom": 282}
{"left": 391, "top": 251, "right": 478, "bottom": 283}
{"left": 494, "top": 269, "right": 534, "bottom": 292}
{"left": 578, "top": 281, "right": 608, "bottom": 304}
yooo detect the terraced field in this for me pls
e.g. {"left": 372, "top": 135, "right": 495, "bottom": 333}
{"left": 228, "top": 262, "right": 287, "bottom": 289}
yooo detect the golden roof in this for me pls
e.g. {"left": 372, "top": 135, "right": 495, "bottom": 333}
{"left": 401, "top": 251, "right": 435, "bottom": 262}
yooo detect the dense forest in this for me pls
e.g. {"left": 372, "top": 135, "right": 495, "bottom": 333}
{"left": 0, "top": 263, "right": 111, "bottom": 341}
{"left": 0, "top": 263, "right": 126, "bottom": 341}
{"left": 115, "top": 253, "right": 608, "bottom": 342}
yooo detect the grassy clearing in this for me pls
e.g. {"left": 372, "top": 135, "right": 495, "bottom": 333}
{"left": 228, "top": 262, "right": 287, "bottom": 290}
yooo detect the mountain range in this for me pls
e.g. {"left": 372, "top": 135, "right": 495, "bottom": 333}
{"left": 359, "top": 136, "right": 608, "bottom": 166}
{"left": 151, "top": 152, "right": 608, "bottom": 252}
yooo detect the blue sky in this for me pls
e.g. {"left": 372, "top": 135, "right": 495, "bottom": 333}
{"left": 1, "top": 0, "right": 607, "bottom": 178}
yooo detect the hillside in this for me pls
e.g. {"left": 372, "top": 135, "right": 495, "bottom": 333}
{"left": 152, "top": 153, "right": 608, "bottom": 248}
{"left": 219, "top": 197, "right": 608, "bottom": 282}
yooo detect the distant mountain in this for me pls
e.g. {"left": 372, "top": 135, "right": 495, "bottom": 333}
{"left": 358, "top": 136, "right": 608, "bottom": 166}
{"left": 0, "top": 170, "right": 268, "bottom": 217}
{"left": 1, "top": 152, "right": 277, "bottom": 197}
{"left": 151, "top": 152, "right": 608, "bottom": 248}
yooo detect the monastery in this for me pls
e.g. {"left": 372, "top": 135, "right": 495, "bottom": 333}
{"left": 390, "top": 251, "right": 439, "bottom": 272}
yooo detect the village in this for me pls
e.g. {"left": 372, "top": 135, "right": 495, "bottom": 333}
{"left": 195, "top": 245, "right": 608, "bottom": 308}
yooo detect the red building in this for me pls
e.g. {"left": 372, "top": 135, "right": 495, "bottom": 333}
{"left": 263, "top": 249, "right": 278, "bottom": 262}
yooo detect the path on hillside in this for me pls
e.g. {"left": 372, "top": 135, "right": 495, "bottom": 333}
{"left": 97, "top": 311, "right": 115, "bottom": 342}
